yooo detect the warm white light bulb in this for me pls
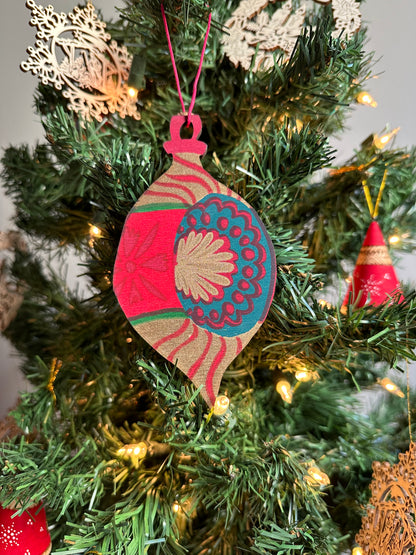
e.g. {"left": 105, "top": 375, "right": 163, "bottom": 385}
{"left": 295, "top": 368, "right": 311, "bottom": 382}
{"left": 389, "top": 234, "right": 400, "bottom": 245}
{"left": 379, "top": 377, "right": 404, "bottom": 398}
{"left": 213, "top": 395, "right": 230, "bottom": 416}
{"left": 172, "top": 502, "right": 180, "bottom": 513}
{"left": 356, "top": 91, "right": 377, "bottom": 107}
{"left": 276, "top": 380, "right": 293, "bottom": 403}
{"left": 89, "top": 224, "right": 101, "bottom": 237}
{"left": 117, "top": 442, "right": 147, "bottom": 460}
{"left": 307, "top": 465, "right": 330, "bottom": 486}
{"left": 133, "top": 442, "right": 147, "bottom": 458}
{"left": 373, "top": 128, "right": 399, "bottom": 149}
{"left": 352, "top": 547, "right": 363, "bottom": 555}
{"left": 128, "top": 86, "right": 138, "bottom": 98}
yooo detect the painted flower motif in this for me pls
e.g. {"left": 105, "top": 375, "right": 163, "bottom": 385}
{"left": 113, "top": 221, "right": 168, "bottom": 308}
{"left": 175, "top": 230, "right": 237, "bottom": 303}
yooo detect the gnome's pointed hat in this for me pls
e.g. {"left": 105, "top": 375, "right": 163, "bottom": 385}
{"left": 343, "top": 221, "right": 403, "bottom": 308}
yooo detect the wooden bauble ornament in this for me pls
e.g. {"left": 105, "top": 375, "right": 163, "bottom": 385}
{"left": 356, "top": 442, "right": 416, "bottom": 554}
{"left": 343, "top": 221, "right": 403, "bottom": 308}
{"left": 0, "top": 231, "right": 26, "bottom": 332}
{"left": 113, "top": 115, "right": 276, "bottom": 405}
{"left": 0, "top": 503, "right": 51, "bottom": 555}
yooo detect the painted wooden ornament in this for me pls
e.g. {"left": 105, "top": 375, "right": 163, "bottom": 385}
{"left": 222, "top": 0, "right": 361, "bottom": 71}
{"left": 21, "top": 1, "right": 141, "bottom": 122}
{"left": 0, "top": 231, "right": 26, "bottom": 332}
{"left": 113, "top": 114, "right": 276, "bottom": 405}
{"left": 356, "top": 442, "right": 416, "bottom": 554}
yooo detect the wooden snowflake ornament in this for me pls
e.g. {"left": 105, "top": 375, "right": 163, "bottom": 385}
{"left": 113, "top": 114, "right": 277, "bottom": 406}
{"left": 21, "top": 0, "right": 141, "bottom": 122}
{"left": 0, "top": 231, "right": 26, "bottom": 332}
{"left": 222, "top": 0, "right": 361, "bottom": 71}
{"left": 356, "top": 442, "right": 416, "bottom": 555}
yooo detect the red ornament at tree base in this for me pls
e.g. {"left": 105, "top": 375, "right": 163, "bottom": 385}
{"left": 0, "top": 503, "right": 51, "bottom": 555}
{"left": 343, "top": 221, "right": 403, "bottom": 308}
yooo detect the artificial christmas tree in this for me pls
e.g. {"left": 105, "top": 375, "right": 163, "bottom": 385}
{"left": 2, "top": 0, "right": 416, "bottom": 554}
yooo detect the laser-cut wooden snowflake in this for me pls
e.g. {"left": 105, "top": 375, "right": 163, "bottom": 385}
{"left": 222, "top": 0, "right": 361, "bottom": 71}
{"left": 21, "top": 0, "right": 141, "bottom": 122}
{"left": 356, "top": 442, "right": 416, "bottom": 555}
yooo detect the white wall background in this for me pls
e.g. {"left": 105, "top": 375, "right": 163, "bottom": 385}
{"left": 1, "top": 0, "right": 415, "bottom": 417}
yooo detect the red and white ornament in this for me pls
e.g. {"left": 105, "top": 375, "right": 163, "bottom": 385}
{"left": 343, "top": 221, "right": 403, "bottom": 308}
{"left": 0, "top": 504, "right": 51, "bottom": 555}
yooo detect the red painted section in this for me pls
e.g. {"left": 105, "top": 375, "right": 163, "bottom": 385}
{"left": 113, "top": 208, "right": 186, "bottom": 318}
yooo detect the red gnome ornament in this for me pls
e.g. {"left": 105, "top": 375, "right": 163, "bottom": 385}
{"left": 0, "top": 503, "right": 51, "bottom": 555}
{"left": 343, "top": 220, "right": 403, "bottom": 308}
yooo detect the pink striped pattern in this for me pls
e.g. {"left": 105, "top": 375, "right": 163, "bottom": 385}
{"left": 173, "top": 154, "right": 222, "bottom": 194}
{"left": 205, "top": 336, "right": 227, "bottom": 405}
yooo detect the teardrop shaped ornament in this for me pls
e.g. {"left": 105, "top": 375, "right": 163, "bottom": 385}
{"left": 114, "top": 115, "right": 276, "bottom": 405}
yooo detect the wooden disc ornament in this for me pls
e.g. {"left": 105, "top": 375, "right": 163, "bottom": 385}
{"left": 356, "top": 442, "right": 416, "bottom": 554}
{"left": 21, "top": 1, "right": 141, "bottom": 122}
{"left": 113, "top": 114, "right": 276, "bottom": 405}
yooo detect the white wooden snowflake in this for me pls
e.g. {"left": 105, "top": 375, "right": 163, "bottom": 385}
{"left": 222, "top": 0, "right": 361, "bottom": 71}
{"left": 356, "top": 443, "right": 416, "bottom": 554}
{"left": 332, "top": 0, "right": 361, "bottom": 38}
{"left": 0, "top": 231, "right": 26, "bottom": 332}
{"left": 21, "top": 0, "right": 141, "bottom": 122}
